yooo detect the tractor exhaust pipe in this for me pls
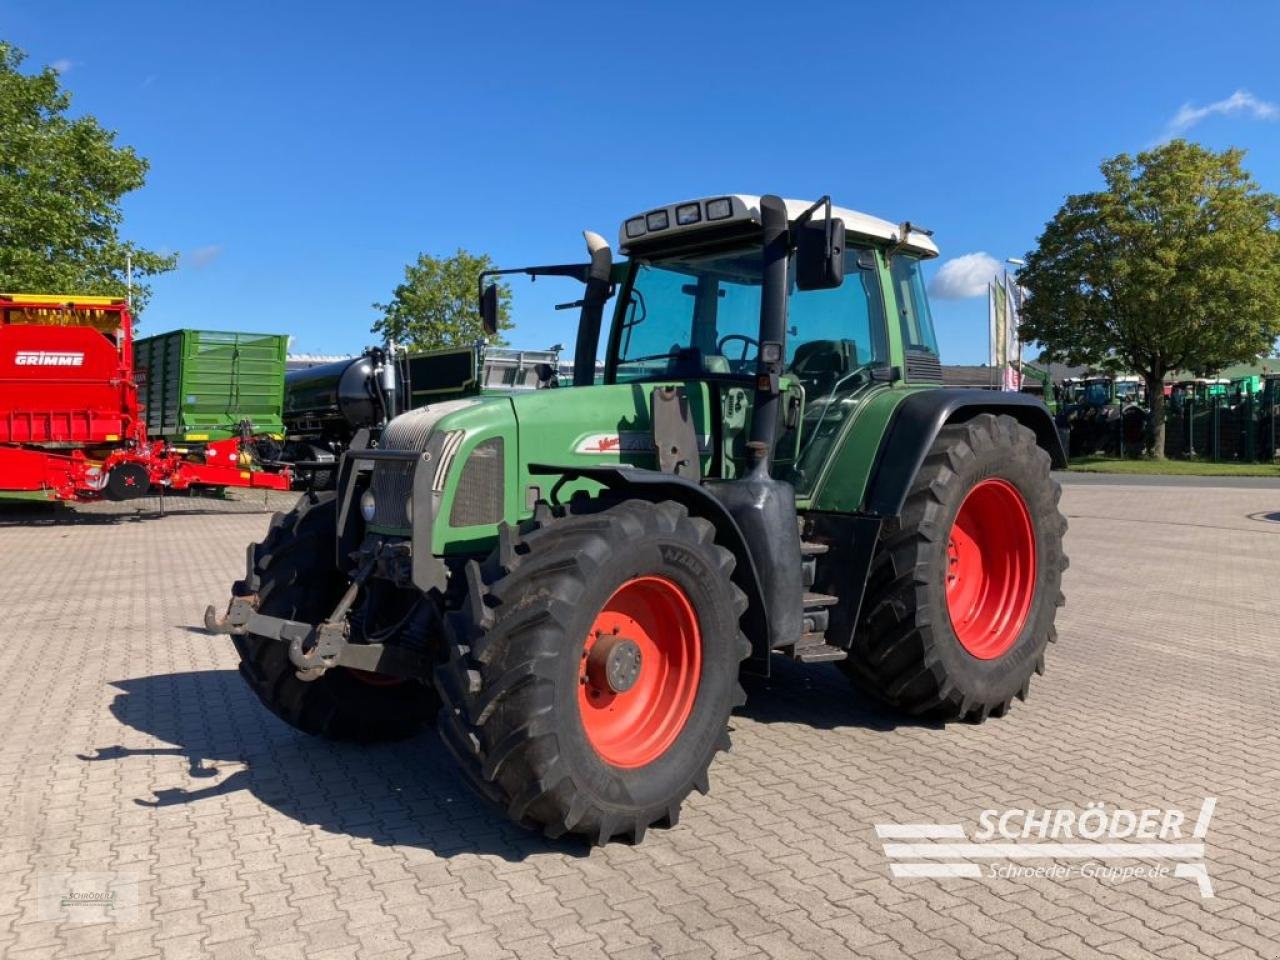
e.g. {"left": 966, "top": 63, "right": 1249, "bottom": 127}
{"left": 573, "top": 231, "right": 612, "bottom": 387}
{"left": 749, "top": 195, "right": 790, "bottom": 464}
{"left": 706, "top": 196, "right": 805, "bottom": 651}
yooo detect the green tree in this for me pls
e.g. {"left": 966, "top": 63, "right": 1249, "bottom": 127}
{"left": 1019, "top": 140, "right": 1280, "bottom": 458}
{"left": 373, "top": 249, "right": 512, "bottom": 350}
{"left": 0, "top": 42, "right": 175, "bottom": 311}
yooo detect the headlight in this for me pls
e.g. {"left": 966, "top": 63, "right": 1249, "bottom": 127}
{"left": 404, "top": 495, "right": 413, "bottom": 525}
{"left": 645, "top": 209, "right": 669, "bottom": 231}
{"left": 705, "top": 197, "right": 733, "bottom": 220}
{"left": 360, "top": 489, "right": 376, "bottom": 522}
{"left": 675, "top": 202, "right": 701, "bottom": 225}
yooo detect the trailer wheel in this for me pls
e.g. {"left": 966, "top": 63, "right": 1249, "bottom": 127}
{"left": 231, "top": 492, "right": 435, "bottom": 741}
{"left": 105, "top": 462, "right": 150, "bottom": 501}
{"left": 435, "top": 499, "right": 749, "bottom": 844}
{"left": 842, "top": 414, "right": 1067, "bottom": 721}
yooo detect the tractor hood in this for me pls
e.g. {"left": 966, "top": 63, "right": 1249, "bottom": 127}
{"left": 366, "top": 380, "right": 723, "bottom": 557}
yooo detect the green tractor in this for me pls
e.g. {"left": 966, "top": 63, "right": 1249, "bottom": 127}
{"left": 208, "top": 194, "right": 1068, "bottom": 844}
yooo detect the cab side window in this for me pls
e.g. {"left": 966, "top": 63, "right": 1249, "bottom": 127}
{"left": 785, "top": 247, "right": 888, "bottom": 401}
{"left": 889, "top": 255, "right": 940, "bottom": 355}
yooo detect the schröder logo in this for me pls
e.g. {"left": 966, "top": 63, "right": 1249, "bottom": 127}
{"left": 877, "top": 798, "right": 1216, "bottom": 897}
{"left": 15, "top": 350, "right": 85, "bottom": 367}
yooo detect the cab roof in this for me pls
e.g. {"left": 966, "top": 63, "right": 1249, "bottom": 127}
{"left": 618, "top": 194, "right": 939, "bottom": 258}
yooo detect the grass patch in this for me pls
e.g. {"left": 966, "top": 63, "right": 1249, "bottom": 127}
{"left": 1068, "top": 455, "right": 1280, "bottom": 477}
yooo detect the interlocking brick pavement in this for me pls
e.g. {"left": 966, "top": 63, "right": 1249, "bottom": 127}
{"left": 0, "top": 481, "right": 1276, "bottom": 959}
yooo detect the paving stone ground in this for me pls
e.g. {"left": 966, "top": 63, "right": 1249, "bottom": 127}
{"left": 0, "top": 481, "right": 1277, "bottom": 960}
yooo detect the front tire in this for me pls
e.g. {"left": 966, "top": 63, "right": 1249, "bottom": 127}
{"left": 231, "top": 492, "right": 435, "bottom": 741}
{"left": 435, "top": 500, "right": 749, "bottom": 844}
{"left": 842, "top": 414, "right": 1067, "bottom": 721}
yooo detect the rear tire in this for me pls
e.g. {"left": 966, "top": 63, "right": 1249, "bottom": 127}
{"left": 435, "top": 499, "right": 750, "bottom": 844}
{"left": 841, "top": 414, "right": 1067, "bottom": 721}
{"left": 231, "top": 492, "right": 435, "bottom": 741}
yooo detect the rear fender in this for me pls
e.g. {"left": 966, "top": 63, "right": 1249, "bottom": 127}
{"left": 864, "top": 389, "right": 1066, "bottom": 518}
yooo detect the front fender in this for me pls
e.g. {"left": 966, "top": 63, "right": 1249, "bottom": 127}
{"left": 528, "top": 463, "right": 774, "bottom": 674}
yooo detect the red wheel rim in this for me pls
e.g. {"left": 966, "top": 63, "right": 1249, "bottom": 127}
{"left": 578, "top": 576, "right": 701, "bottom": 769}
{"left": 945, "top": 478, "right": 1037, "bottom": 659}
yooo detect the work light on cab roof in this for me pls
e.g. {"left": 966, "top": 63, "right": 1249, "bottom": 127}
{"left": 619, "top": 193, "right": 939, "bottom": 259}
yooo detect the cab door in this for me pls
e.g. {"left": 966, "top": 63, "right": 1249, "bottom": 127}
{"left": 783, "top": 246, "right": 894, "bottom": 499}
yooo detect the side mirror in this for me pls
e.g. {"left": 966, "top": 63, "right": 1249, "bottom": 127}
{"left": 795, "top": 218, "right": 846, "bottom": 291}
{"left": 479, "top": 283, "right": 499, "bottom": 336}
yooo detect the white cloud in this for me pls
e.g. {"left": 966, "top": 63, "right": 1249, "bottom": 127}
{"left": 928, "top": 252, "right": 1003, "bottom": 300}
{"left": 1160, "top": 89, "right": 1279, "bottom": 141}
{"left": 50, "top": 58, "right": 75, "bottom": 74}
{"left": 186, "top": 244, "right": 224, "bottom": 269}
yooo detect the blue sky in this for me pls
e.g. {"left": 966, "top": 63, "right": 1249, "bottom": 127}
{"left": 7, "top": 1, "right": 1280, "bottom": 363}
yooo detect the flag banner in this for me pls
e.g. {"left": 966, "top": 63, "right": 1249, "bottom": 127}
{"left": 992, "top": 282, "right": 1008, "bottom": 372}
{"left": 988, "top": 282, "right": 999, "bottom": 368}
{"left": 1003, "top": 274, "right": 1022, "bottom": 391}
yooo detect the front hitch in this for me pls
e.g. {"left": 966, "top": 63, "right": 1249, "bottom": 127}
{"left": 204, "top": 560, "right": 433, "bottom": 683}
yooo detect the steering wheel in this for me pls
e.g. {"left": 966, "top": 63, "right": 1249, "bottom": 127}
{"left": 717, "top": 334, "right": 758, "bottom": 363}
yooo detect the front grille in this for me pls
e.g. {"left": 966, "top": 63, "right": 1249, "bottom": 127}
{"left": 367, "top": 399, "right": 477, "bottom": 529}
{"left": 449, "top": 437, "right": 504, "bottom": 527}
{"left": 905, "top": 351, "right": 943, "bottom": 384}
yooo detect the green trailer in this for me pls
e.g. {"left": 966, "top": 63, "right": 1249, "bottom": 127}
{"left": 135, "top": 329, "right": 288, "bottom": 441}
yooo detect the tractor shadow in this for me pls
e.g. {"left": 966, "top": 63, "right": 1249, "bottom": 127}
{"left": 737, "top": 656, "right": 942, "bottom": 732}
{"left": 0, "top": 497, "right": 280, "bottom": 527}
{"left": 82, "top": 660, "right": 926, "bottom": 861}
{"left": 80, "top": 670, "right": 587, "bottom": 863}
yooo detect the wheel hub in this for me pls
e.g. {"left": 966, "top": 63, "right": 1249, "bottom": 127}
{"left": 944, "top": 477, "right": 1037, "bottom": 660}
{"left": 586, "top": 634, "right": 643, "bottom": 693}
{"left": 577, "top": 576, "right": 701, "bottom": 769}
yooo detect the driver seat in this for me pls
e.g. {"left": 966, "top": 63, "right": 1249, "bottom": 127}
{"left": 790, "top": 340, "right": 852, "bottom": 398}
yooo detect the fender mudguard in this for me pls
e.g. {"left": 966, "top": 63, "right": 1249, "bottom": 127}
{"left": 864, "top": 389, "right": 1067, "bottom": 518}
{"left": 528, "top": 463, "right": 774, "bottom": 673}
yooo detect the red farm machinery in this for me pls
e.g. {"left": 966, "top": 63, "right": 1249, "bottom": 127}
{"left": 0, "top": 293, "right": 291, "bottom": 502}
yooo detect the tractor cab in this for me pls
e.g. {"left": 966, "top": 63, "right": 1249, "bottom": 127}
{"left": 1076, "top": 374, "right": 1143, "bottom": 409}
{"left": 1111, "top": 376, "right": 1145, "bottom": 405}
{"left": 597, "top": 195, "right": 941, "bottom": 493}
{"left": 1170, "top": 377, "right": 1230, "bottom": 408}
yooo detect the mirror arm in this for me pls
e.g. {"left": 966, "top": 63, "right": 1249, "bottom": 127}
{"left": 791, "top": 195, "right": 834, "bottom": 257}
{"left": 476, "top": 262, "right": 594, "bottom": 311}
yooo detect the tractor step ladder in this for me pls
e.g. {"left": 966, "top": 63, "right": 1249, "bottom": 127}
{"left": 780, "top": 539, "right": 847, "bottom": 663}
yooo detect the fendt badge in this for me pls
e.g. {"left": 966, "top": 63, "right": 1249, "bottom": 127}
{"left": 14, "top": 351, "right": 85, "bottom": 367}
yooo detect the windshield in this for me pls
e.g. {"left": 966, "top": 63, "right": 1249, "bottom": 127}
{"left": 610, "top": 245, "right": 888, "bottom": 383}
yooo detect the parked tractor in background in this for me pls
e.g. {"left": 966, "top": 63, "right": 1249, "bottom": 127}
{"left": 209, "top": 194, "right": 1068, "bottom": 845}
{"left": 282, "top": 342, "right": 562, "bottom": 488}
{"left": 1168, "top": 378, "right": 1231, "bottom": 409}
{"left": 1261, "top": 374, "right": 1280, "bottom": 460}
{"left": 1062, "top": 374, "right": 1147, "bottom": 456}
{"left": 0, "top": 294, "right": 291, "bottom": 501}
{"left": 1166, "top": 376, "right": 1268, "bottom": 461}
